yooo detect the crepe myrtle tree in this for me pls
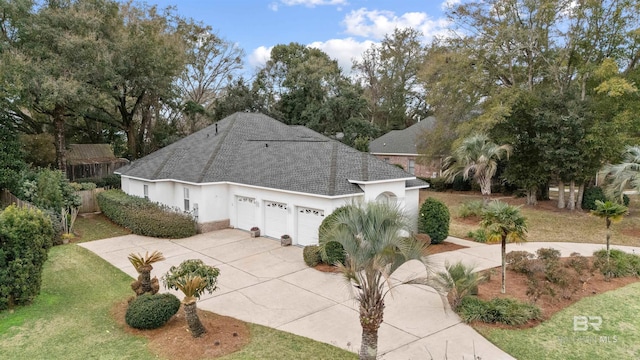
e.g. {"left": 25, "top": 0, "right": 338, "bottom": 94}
{"left": 319, "top": 201, "right": 444, "bottom": 360}
{"left": 162, "top": 259, "right": 220, "bottom": 337}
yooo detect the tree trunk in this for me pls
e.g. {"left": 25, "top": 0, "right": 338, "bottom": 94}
{"left": 577, "top": 183, "right": 585, "bottom": 211}
{"left": 480, "top": 178, "right": 491, "bottom": 205}
{"left": 184, "top": 300, "right": 206, "bottom": 338}
{"left": 567, "top": 181, "right": 576, "bottom": 211}
{"left": 526, "top": 186, "right": 538, "bottom": 206}
{"left": 501, "top": 236, "right": 507, "bottom": 294}
{"left": 140, "top": 265, "right": 152, "bottom": 294}
{"left": 606, "top": 218, "right": 612, "bottom": 279}
{"left": 53, "top": 104, "right": 67, "bottom": 173}
{"left": 359, "top": 298, "right": 384, "bottom": 360}
{"left": 557, "top": 181, "right": 566, "bottom": 209}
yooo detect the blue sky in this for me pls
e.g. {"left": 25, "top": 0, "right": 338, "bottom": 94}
{"left": 144, "top": 0, "right": 460, "bottom": 73}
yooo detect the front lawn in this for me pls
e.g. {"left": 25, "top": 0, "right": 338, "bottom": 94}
{"left": 475, "top": 281, "right": 640, "bottom": 360}
{"left": 0, "top": 244, "right": 357, "bottom": 359}
{"left": 421, "top": 191, "right": 640, "bottom": 247}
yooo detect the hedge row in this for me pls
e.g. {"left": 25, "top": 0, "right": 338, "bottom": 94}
{"left": 97, "top": 190, "right": 196, "bottom": 239}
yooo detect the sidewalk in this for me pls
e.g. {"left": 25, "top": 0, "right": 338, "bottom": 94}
{"left": 80, "top": 231, "right": 640, "bottom": 359}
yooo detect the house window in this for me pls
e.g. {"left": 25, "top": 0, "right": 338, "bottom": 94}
{"left": 408, "top": 159, "right": 415, "bottom": 175}
{"left": 143, "top": 185, "right": 149, "bottom": 200}
{"left": 183, "top": 187, "right": 190, "bottom": 211}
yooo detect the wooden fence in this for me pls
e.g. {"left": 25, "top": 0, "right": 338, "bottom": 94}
{"left": 77, "top": 188, "right": 105, "bottom": 213}
{"left": 0, "top": 189, "right": 38, "bottom": 210}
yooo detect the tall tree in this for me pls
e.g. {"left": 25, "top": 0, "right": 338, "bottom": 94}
{"left": 353, "top": 28, "right": 428, "bottom": 132}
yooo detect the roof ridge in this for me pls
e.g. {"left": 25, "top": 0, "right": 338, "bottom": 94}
{"left": 151, "top": 147, "right": 180, "bottom": 179}
{"left": 328, "top": 142, "right": 338, "bottom": 195}
{"left": 197, "top": 114, "right": 237, "bottom": 182}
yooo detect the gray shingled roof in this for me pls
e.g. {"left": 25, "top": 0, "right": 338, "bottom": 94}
{"left": 369, "top": 117, "right": 435, "bottom": 155}
{"left": 117, "top": 112, "right": 427, "bottom": 196}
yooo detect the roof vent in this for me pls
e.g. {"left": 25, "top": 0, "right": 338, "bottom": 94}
{"left": 265, "top": 143, "right": 268, "bottom": 148}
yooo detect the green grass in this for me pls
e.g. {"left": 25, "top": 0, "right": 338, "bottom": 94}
{"left": 421, "top": 191, "right": 640, "bottom": 247}
{"left": 0, "top": 225, "right": 357, "bottom": 359}
{"left": 475, "top": 282, "right": 640, "bottom": 360}
{"left": 74, "top": 213, "right": 131, "bottom": 242}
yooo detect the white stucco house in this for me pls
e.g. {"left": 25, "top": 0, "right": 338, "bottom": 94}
{"left": 116, "top": 112, "right": 428, "bottom": 246}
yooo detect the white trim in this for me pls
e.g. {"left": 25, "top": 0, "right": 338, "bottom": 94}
{"left": 348, "top": 177, "right": 415, "bottom": 185}
{"left": 406, "top": 185, "right": 430, "bottom": 190}
{"left": 119, "top": 175, "right": 365, "bottom": 200}
{"left": 371, "top": 152, "right": 419, "bottom": 156}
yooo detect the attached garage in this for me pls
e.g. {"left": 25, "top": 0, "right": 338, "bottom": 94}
{"left": 264, "top": 201, "right": 288, "bottom": 238}
{"left": 236, "top": 196, "right": 256, "bottom": 231}
{"left": 296, "top": 207, "right": 325, "bottom": 246}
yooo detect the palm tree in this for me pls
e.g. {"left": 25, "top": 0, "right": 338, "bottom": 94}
{"left": 600, "top": 145, "right": 640, "bottom": 202}
{"left": 320, "top": 201, "right": 440, "bottom": 360}
{"left": 591, "top": 200, "right": 628, "bottom": 276}
{"left": 162, "top": 259, "right": 220, "bottom": 338}
{"left": 480, "top": 201, "right": 527, "bottom": 294}
{"left": 128, "top": 250, "right": 165, "bottom": 295}
{"left": 442, "top": 134, "right": 512, "bottom": 204}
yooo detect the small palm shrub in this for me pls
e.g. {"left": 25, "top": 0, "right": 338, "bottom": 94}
{"left": 435, "top": 262, "right": 484, "bottom": 310}
{"left": 458, "top": 200, "right": 485, "bottom": 218}
{"left": 457, "top": 296, "right": 542, "bottom": 326}
{"left": 125, "top": 293, "right": 181, "bottom": 330}
{"left": 419, "top": 198, "right": 450, "bottom": 244}
{"left": 303, "top": 245, "right": 321, "bottom": 267}
{"left": 466, "top": 228, "right": 488, "bottom": 243}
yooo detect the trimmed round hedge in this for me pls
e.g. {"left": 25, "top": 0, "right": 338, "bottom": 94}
{"left": 125, "top": 293, "right": 181, "bottom": 330}
{"left": 318, "top": 206, "right": 348, "bottom": 266}
{"left": 303, "top": 245, "right": 321, "bottom": 267}
{"left": 418, "top": 197, "right": 450, "bottom": 244}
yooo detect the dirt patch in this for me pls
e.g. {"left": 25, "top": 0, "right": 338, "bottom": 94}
{"left": 111, "top": 299, "right": 250, "bottom": 360}
{"left": 472, "top": 260, "right": 640, "bottom": 329}
{"left": 313, "top": 263, "right": 343, "bottom": 273}
{"left": 428, "top": 241, "right": 469, "bottom": 254}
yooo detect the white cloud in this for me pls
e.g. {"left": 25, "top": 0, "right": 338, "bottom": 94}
{"left": 248, "top": 45, "right": 274, "bottom": 69}
{"left": 281, "top": 0, "right": 347, "bottom": 7}
{"left": 440, "top": 0, "right": 461, "bottom": 11}
{"left": 268, "top": 2, "right": 279, "bottom": 11}
{"left": 342, "top": 8, "right": 451, "bottom": 41}
{"left": 307, "top": 38, "right": 376, "bottom": 74}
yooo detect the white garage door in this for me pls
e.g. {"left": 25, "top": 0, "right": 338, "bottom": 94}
{"left": 264, "top": 201, "right": 288, "bottom": 238}
{"left": 297, "top": 207, "right": 325, "bottom": 246}
{"left": 236, "top": 196, "right": 256, "bottom": 231}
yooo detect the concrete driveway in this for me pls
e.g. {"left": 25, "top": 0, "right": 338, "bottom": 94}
{"left": 80, "top": 229, "right": 640, "bottom": 359}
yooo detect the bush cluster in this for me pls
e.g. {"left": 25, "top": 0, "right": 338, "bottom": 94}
{"left": 317, "top": 207, "right": 348, "bottom": 266}
{"left": 76, "top": 174, "right": 122, "bottom": 189}
{"left": 582, "top": 187, "right": 606, "bottom": 211}
{"left": 427, "top": 177, "right": 447, "bottom": 192}
{"left": 593, "top": 249, "right": 640, "bottom": 278}
{"left": 70, "top": 182, "right": 97, "bottom": 191}
{"left": 458, "top": 200, "right": 485, "bottom": 218}
{"left": 125, "top": 293, "right": 181, "bottom": 330}
{"left": 457, "top": 296, "right": 542, "bottom": 326}
{"left": 418, "top": 198, "right": 450, "bottom": 244}
{"left": 97, "top": 190, "right": 196, "bottom": 238}
{"left": 466, "top": 228, "right": 487, "bottom": 243}
{"left": 303, "top": 245, "right": 321, "bottom": 267}
{"left": 0, "top": 205, "right": 55, "bottom": 310}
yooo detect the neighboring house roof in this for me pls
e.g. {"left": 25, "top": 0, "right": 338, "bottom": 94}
{"left": 117, "top": 112, "right": 427, "bottom": 197}
{"left": 67, "top": 144, "right": 125, "bottom": 165}
{"left": 369, "top": 117, "right": 435, "bottom": 155}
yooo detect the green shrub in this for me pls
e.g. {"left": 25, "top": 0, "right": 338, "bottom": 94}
{"left": 457, "top": 296, "right": 542, "bottom": 326}
{"left": 567, "top": 253, "right": 589, "bottom": 275}
{"left": 0, "top": 205, "right": 55, "bottom": 310}
{"left": 593, "top": 249, "right": 640, "bottom": 277}
{"left": 435, "top": 262, "right": 483, "bottom": 310}
{"left": 505, "top": 250, "right": 535, "bottom": 274}
{"left": 77, "top": 174, "right": 121, "bottom": 189}
{"left": 452, "top": 175, "right": 472, "bottom": 191}
{"left": 303, "top": 245, "right": 321, "bottom": 267}
{"left": 623, "top": 194, "right": 630, "bottom": 206}
{"left": 536, "top": 248, "right": 561, "bottom": 263}
{"left": 458, "top": 200, "right": 485, "bottom": 218}
{"left": 581, "top": 186, "right": 606, "bottom": 211}
{"left": 125, "top": 293, "right": 181, "bottom": 330}
{"left": 318, "top": 206, "right": 348, "bottom": 265}
{"left": 97, "top": 190, "right": 196, "bottom": 239}
{"left": 467, "top": 228, "right": 487, "bottom": 243}
{"left": 322, "top": 241, "right": 346, "bottom": 266}
{"left": 419, "top": 198, "right": 450, "bottom": 244}
{"left": 428, "top": 177, "right": 447, "bottom": 192}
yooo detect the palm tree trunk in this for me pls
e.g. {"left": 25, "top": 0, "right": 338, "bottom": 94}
{"left": 359, "top": 298, "right": 384, "bottom": 360}
{"left": 184, "top": 301, "right": 206, "bottom": 338}
{"left": 480, "top": 179, "right": 491, "bottom": 205}
{"left": 501, "top": 236, "right": 507, "bottom": 294}
{"left": 140, "top": 265, "right": 152, "bottom": 294}
{"left": 557, "top": 181, "right": 566, "bottom": 209}
{"left": 606, "top": 218, "right": 612, "bottom": 279}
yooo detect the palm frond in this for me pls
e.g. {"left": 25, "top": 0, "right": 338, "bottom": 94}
{"left": 128, "top": 250, "right": 165, "bottom": 272}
